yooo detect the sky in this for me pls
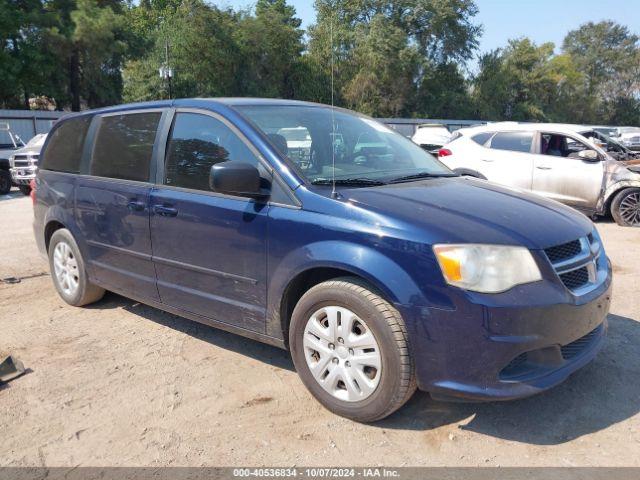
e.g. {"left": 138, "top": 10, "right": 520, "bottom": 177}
{"left": 215, "top": 0, "right": 640, "bottom": 69}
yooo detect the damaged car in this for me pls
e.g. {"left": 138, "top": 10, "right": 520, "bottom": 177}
{"left": 439, "top": 123, "right": 640, "bottom": 227}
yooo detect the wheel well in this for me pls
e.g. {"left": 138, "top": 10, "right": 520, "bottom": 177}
{"left": 44, "top": 220, "right": 65, "bottom": 252}
{"left": 279, "top": 267, "right": 376, "bottom": 347}
{"left": 605, "top": 187, "right": 634, "bottom": 216}
{"left": 452, "top": 168, "right": 486, "bottom": 180}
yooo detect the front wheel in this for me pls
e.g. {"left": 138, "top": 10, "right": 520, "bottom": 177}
{"left": 48, "top": 228, "right": 105, "bottom": 306}
{"left": 289, "top": 278, "right": 416, "bottom": 422}
{"left": 611, "top": 188, "right": 640, "bottom": 227}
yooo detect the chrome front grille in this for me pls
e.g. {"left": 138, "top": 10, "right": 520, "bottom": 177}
{"left": 544, "top": 234, "right": 602, "bottom": 294}
{"left": 11, "top": 155, "right": 32, "bottom": 168}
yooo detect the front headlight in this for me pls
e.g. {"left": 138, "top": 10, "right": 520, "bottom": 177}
{"left": 433, "top": 244, "right": 542, "bottom": 293}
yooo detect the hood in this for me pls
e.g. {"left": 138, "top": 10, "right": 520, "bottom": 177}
{"left": 12, "top": 145, "right": 41, "bottom": 156}
{"left": 341, "top": 177, "right": 593, "bottom": 250}
{"left": 0, "top": 147, "right": 19, "bottom": 160}
{"left": 413, "top": 132, "right": 451, "bottom": 145}
{"left": 621, "top": 158, "right": 640, "bottom": 167}
{"left": 618, "top": 158, "right": 640, "bottom": 174}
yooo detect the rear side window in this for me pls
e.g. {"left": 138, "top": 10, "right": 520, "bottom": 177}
{"left": 40, "top": 116, "right": 92, "bottom": 173}
{"left": 164, "top": 112, "right": 260, "bottom": 191}
{"left": 471, "top": 132, "right": 493, "bottom": 146}
{"left": 90, "top": 112, "right": 161, "bottom": 182}
{"left": 489, "top": 131, "right": 533, "bottom": 153}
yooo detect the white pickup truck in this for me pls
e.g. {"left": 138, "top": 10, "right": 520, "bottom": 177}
{"left": 9, "top": 133, "right": 47, "bottom": 195}
{"left": 0, "top": 123, "right": 26, "bottom": 195}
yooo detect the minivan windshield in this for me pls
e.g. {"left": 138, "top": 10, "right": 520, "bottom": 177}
{"left": 236, "top": 105, "right": 454, "bottom": 184}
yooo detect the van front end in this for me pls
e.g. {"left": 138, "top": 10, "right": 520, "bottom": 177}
{"left": 399, "top": 232, "right": 612, "bottom": 402}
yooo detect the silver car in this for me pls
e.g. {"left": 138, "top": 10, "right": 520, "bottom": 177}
{"left": 439, "top": 123, "right": 640, "bottom": 227}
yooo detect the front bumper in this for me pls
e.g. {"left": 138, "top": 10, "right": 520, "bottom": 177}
{"left": 10, "top": 167, "right": 36, "bottom": 185}
{"left": 400, "top": 257, "right": 612, "bottom": 402}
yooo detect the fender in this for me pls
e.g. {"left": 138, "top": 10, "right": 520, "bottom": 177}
{"left": 42, "top": 206, "right": 88, "bottom": 256}
{"left": 265, "top": 240, "right": 426, "bottom": 340}
{"left": 602, "top": 180, "right": 640, "bottom": 212}
{"left": 40, "top": 183, "right": 94, "bottom": 276}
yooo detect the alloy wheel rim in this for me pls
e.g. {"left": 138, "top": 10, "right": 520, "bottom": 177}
{"left": 619, "top": 192, "right": 640, "bottom": 226}
{"left": 303, "top": 306, "right": 382, "bottom": 402}
{"left": 53, "top": 241, "right": 79, "bottom": 296}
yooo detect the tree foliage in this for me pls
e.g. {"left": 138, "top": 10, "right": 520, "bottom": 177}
{"left": 304, "top": 0, "right": 481, "bottom": 116}
{"left": 0, "top": 0, "right": 638, "bottom": 126}
{"left": 472, "top": 23, "right": 640, "bottom": 125}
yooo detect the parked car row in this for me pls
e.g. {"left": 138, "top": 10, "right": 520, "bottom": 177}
{"left": 33, "top": 99, "right": 611, "bottom": 422}
{"left": 434, "top": 122, "right": 640, "bottom": 227}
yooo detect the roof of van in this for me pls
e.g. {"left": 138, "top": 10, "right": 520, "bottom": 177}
{"left": 53, "top": 98, "right": 332, "bottom": 122}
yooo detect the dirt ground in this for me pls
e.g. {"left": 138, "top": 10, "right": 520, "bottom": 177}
{"left": 1, "top": 189, "right": 639, "bottom": 467}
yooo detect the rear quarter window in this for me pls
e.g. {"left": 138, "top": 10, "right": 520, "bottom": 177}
{"left": 489, "top": 131, "right": 534, "bottom": 153}
{"left": 90, "top": 112, "right": 162, "bottom": 182}
{"left": 40, "top": 116, "right": 92, "bottom": 173}
{"left": 471, "top": 132, "right": 493, "bottom": 146}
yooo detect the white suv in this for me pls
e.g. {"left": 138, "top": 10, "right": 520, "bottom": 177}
{"left": 439, "top": 123, "right": 640, "bottom": 227}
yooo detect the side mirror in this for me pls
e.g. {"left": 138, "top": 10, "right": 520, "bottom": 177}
{"left": 578, "top": 149, "right": 600, "bottom": 162}
{"left": 209, "top": 161, "right": 269, "bottom": 199}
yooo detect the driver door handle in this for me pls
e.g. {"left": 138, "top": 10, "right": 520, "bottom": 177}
{"left": 536, "top": 165, "right": 553, "bottom": 170}
{"left": 153, "top": 205, "right": 178, "bottom": 217}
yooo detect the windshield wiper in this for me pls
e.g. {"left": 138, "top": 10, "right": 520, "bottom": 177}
{"left": 311, "top": 178, "right": 386, "bottom": 186}
{"left": 388, "top": 172, "right": 458, "bottom": 184}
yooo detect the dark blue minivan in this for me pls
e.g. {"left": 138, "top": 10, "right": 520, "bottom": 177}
{"left": 33, "top": 98, "right": 612, "bottom": 421}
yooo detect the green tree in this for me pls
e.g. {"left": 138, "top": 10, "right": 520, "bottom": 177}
{"left": 123, "top": 0, "right": 305, "bottom": 102}
{"left": 235, "top": 0, "right": 304, "bottom": 98}
{"left": 415, "top": 62, "right": 473, "bottom": 118}
{"left": 39, "top": 0, "right": 129, "bottom": 110}
{"left": 341, "top": 14, "right": 420, "bottom": 116}
{"left": 473, "top": 39, "right": 558, "bottom": 121}
{"left": 124, "top": 1, "right": 242, "bottom": 101}
{"left": 0, "top": 0, "right": 61, "bottom": 108}
{"left": 306, "top": 0, "right": 481, "bottom": 116}
{"left": 563, "top": 21, "right": 640, "bottom": 124}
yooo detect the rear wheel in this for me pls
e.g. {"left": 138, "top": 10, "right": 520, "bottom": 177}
{"left": 48, "top": 228, "right": 105, "bottom": 306}
{"left": 0, "top": 170, "right": 11, "bottom": 195}
{"left": 18, "top": 185, "right": 31, "bottom": 196}
{"left": 289, "top": 278, "right": 416, "bottom": 422}
{"left": 611, "top": 188, "right": 640, "bottom": 227}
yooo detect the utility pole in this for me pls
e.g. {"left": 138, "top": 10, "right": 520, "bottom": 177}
{"left": 159, "top": 40, "right": 174, "bottom": 100}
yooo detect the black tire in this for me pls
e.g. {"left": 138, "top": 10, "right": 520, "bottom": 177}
{"left": 611, "top": 188, "right": 640, "bottom": 227}
{"left": 48, "top": 228, "right": 105, "bottom": 306}
{"left": 289, "top": 277, "right": 416, "bottom": 422}
{"left": 0, "top": 170, "right": 11, "bottom": 195}
{"left": 18, "top": 185, "right": 31, "bottom": 196}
